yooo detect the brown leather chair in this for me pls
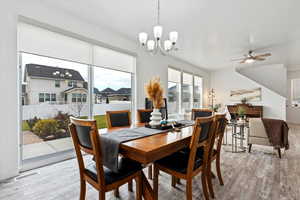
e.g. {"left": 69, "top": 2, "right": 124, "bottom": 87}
{"left": 106, "top": 110, "right": 131, "bottom": 128}
{"left": 191, "top": 108, "right": 213, "bottom": 120}
{"left": 69, "top": 117, "right": 142, "bottom": 200}
{"left": 137, "top": 109, "right": 153, "bottom": 123}
{"left": 153, "top": 116, "right": 217, "bottom": 200}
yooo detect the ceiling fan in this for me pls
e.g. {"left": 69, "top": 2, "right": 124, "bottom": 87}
{"left": 231, "top": 50, "right": 272, "bottom": 64}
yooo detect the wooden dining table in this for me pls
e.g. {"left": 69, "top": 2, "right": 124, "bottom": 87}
{"left": 99, "top": 123, "right": 194, "bottom": 200}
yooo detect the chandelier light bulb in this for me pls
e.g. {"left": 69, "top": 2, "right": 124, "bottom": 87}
{"left": 153, "top": 25, "right": 163, "bottom": 40}
{"left": 138, "top": 32, "right": 148, "bottom": 45}
{"left": 164, "top": 40, "right": 172, "bottom": 51}
{"left": 169, "top": 31, "right": 178, "bottom": 44}
{"left": 147, "top": 40, "right": 155, "bottom": 51}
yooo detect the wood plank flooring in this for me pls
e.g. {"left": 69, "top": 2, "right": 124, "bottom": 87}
{"left": 0, "top": 124, "right": 299, "bottom": 200}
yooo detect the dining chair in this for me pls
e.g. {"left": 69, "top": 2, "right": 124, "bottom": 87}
{"left": 153, "top": 116, "right": 217, "bottom": 200}
{"left": 191, "top": 108, "right": 213, "bottom": 120}
{"left": 105, "top": 110, "right": 133, "bottom": 195}
{"left": 137, "top": 108, "right": 155, "bottom": 180}
{"left": 69, "top": 117, "right": 142, "bottom": 200}
{"left": 137, "top": 109, "right": 153, "bottom": 123}
{"left": 205, "top": 114, "right": 227, "bottom": 198}
{"left": 106, "top": 110, "right": 131, "bottom": 128}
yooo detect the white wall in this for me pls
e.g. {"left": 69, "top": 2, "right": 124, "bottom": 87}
{"left": 211, "top": 66, "right": 286, "bottom": 120}
{"left": 287, "top": 69, "right": 300, "bottom": 124}
{"left": 0, "top": 0, "right": 210, "bottom": 180}
{"left": 236, "top": 64, "right": 287, "bottom": 97}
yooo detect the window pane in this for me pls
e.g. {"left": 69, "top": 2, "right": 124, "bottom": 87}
{"left": 21, "top": 53, "right": 89, "bottom": 161}
{"left": 93, "top": 66, "right": 132, "bottom": 128}
{"left": 292, "top": 79, "right": 300, "bottom": 106}
{"left": 168, "top": 82, "right": 180, "bottom": 114}
{"left": 194, "top": 76, "right": 202, "bottom": 108}
{"left": 168, "top": 68, "right": 181, "bottom": 83}
{"left": 182, "top": 73, "right": 193, "bottom": 111}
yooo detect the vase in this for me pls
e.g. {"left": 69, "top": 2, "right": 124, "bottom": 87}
{"left": 149, "top": 108, "right": 162, "bottom": 126}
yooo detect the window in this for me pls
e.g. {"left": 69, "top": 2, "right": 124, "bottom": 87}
{"left": 39, "top": 93, "right": 44, "bottom": 102}
{"left": 68, "top": 81, "right": 77, "bottom": 87}
{"left": 51, "top": 93, "right": 56, "bottom": 102}
{"left": 291, "top": 79, "right": 300, "bottom": 106}
{"left": 182, "top": 72, "right": 193, "bottom": 111}
{"left": 194, "top": 76, "right": 203, "bottom": 108}
{"left": 55, "top": 80, "right": 60, "bottom": 88}
{"left": 168, "top": 67, "right": 204, "bottom": 116}
{"left": 71, "top": 93, "right": 87, "bottom": 103}
{"left": 72, "top": 93, "right": 77, "bottom": 102}
{"left": 82, "top": 94, "right": 87, "bottom": 102}
{"left": 168, "top": 68, "right": 181, "bottom": 114}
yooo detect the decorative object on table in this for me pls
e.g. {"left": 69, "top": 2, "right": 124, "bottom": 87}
{"left": 227, "top": 104, "right": 263, "bottom": 118}
{"left": 230, "top": 87, "right": 262, "bottom": 102}
{"left": 208, "top": 88, "right": 216, "bottom": 110}
{"left": 138, "top": 0, "right": 178, "bottom": 55}
{"left": 241, "top": 97, "right": 247, "bottom": 104}
{"left": 237, "top": 106, "right": 246, "bottom": 122}
{"left": 145, "top": 97, "right": 168, "bottom": 119}
{"left": 145, "top": 77, "right": 164, "bottom": 126}
{"left": 213, "top": 103, "right": 222, "bottom": 112}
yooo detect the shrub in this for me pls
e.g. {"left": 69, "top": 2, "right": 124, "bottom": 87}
{"left": 54, "top": 111, "right": 72, "bottom": 137}
{"left": 26, "top": 117, "right": 40, "bottom": 131}
{"left": 33, "top": 119, "right": 59, "bottom": 139}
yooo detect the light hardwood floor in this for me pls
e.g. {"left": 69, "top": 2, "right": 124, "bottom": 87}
{"left": 0, "top": 124, "right": 299, "bottom": 200}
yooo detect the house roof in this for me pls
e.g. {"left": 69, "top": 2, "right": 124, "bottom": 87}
{"left": 25, "top": 64, "right": 85, "bottom": 81}
{"left": 116, "top": 88, "right": 131, "bottom": 94}
{"left": 63, "top": 87, "right": 88, "bottom": 94}
{"left": 100, "top": 88, "right": 116, "bottom": 93}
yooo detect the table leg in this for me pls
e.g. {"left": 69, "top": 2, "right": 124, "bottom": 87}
{"left": 141, "top": 171, "right": 155, "bottom": 200}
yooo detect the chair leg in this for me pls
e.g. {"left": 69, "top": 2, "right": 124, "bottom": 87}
{"left": 278, "top": 148, "right": 281, "bottom": 159}
{"left": 177, "top": 178, "right": 181, "bottom": 184}
{"left": 114, "top": 188, "right": 120, "bottom": 198}
{"left": 186, "top": 179, "right": 193, "bottom": 200}
{"left": 248, "top": 144, "right": 252, "bottom": 153}
{"left": 153, "top": 165, "right": 159, "bottom": 200}
{"left": 201, "top": 173, "right": 210, "bottom": 200}
{"left": 148, "top": 165, "right": 153, "bottom": 180}
{"left": 128, "top": 180, "right": 133, "bottom": 192}
{"left": 99, "top": 191, "right": 105, "bottom": 200}
{"left": 80, "top": 180, "right": 86, "bottom": 200}
{"left": 216, "top": 154, "right": 224, "bottom": 186}
{"left": 171, "top": 176, "right": 177, "bottom": 187}
{"left": 207, "top": 164, "right": 215, "bottom": 198}
{"left": 135, "top": 173, "right": 142, "bottom": 200}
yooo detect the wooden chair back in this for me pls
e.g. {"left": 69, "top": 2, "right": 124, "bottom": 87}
{"left": 191, "top": 108, "right": 213, "bottom": 120}
{"left": 137, "top": 109, "right": 153, "bottom": 123}
{"left": 187, "top": 116, "right": 216, "bottom": 175}
{"left": 106, "top": 110, "right": 131, "bottom": 128}
{"left": 69, "top": 117, "right": 106, "bottom": 187}
{"left": 214, "top": 114, "right": 227, "bottom": 153}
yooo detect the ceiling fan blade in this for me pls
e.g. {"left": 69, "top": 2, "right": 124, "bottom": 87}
{"left": 254, "top": 57, "right": 266, "bottom": 61}
{"left": 231, "top": 57, "right": 245, "bottom": 61}
{"left": 256, "top": 53, "right": 271, "bottom": 57}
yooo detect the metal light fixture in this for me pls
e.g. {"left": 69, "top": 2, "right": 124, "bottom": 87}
{"left": 138, "top": 0, "right": 178, "bottom": 55}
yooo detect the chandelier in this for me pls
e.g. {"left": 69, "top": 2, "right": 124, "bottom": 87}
{"left": 138, "top": 0, "right": 178, "bottom": 54}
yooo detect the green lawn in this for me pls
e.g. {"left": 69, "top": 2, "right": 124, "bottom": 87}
{"left": 22, "top": 115, "right": 107, "bottom": 131}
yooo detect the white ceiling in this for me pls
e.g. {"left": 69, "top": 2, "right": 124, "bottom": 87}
{"left": 41, "top": 0, "right": 300, "bottom": 70}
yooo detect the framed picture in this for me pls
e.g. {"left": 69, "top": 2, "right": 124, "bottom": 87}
{"left": 230, "top": 87, "right": 262, "bottom": 102}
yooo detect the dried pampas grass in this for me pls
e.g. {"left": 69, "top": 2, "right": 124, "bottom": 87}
{"left": 145, "top": 77, "right": 164, "bottom": 109}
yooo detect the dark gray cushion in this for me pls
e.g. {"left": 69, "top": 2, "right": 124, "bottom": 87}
{"left": 85, "top": 157, "right": 142, "bottom": 185}
{"left": 75, "top": 125, "right": 92, "bottom": 149}
{"left": 156, "top": 151, "right": 203, "bottom": 174}
{"left": 139, "top": 111, "right": 152, "bottom": 123}
{"left": 198, "top": 121, "right": 213, "bottom": 142}
{"left": 109, "top": 112, "right": 130, "bottom": 127}
{"left": 193, "top": 111, "right": 212, "bottom": 120}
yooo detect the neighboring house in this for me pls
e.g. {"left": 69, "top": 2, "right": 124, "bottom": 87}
{"left": 98, "top": 87, "right": 131, "bottom": 101}
{"left": 24, "top": 64, "right": 87, "bottom": 105}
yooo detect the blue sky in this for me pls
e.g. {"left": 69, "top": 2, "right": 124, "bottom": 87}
{"left": 22, "top": 53, "right": 131, "bottom": 90}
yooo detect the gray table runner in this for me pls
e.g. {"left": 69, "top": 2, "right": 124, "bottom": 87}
{"left": 100, "top": 120, "right": 195, "bottom": 172}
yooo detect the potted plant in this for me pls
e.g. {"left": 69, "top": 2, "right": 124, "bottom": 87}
{"left": 237, "top": 106, "right": 246, "bottom": 122}
{"left": 241, "top": 97, "right": 247, "bottom": 104}
{"left": 145, "top": 77, "right": 164, "bottom": 126}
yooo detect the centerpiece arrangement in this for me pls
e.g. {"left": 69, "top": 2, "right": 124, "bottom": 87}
{"left": 145, "top": 77, "right": 164, "bottom": 126}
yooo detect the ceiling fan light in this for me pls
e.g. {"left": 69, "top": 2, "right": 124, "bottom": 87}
{"left": 138, "top": 32, "right": 148, "bottom": 45}
{"left": 153, "top": 25, "right": 163, "bottom": 40}
{"left": 245, "top": 58, "right": 255, "bottom": 64}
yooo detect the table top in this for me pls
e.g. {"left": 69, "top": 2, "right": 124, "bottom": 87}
{"left": 99, "top": 123, "right": 194, "bottom": 165}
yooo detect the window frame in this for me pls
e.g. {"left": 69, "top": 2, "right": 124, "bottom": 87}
{"left": 55, "top": 80, "right": 60, "bottom": 88}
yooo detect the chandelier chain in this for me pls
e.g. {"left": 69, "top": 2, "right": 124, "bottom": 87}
{"left": 157, "top": 0, "right": 160, "bottom": 25}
